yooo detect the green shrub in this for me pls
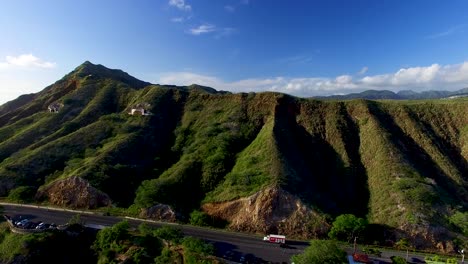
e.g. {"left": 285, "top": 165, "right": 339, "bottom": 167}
{"left": 153, "top": 226, "right": 183, "bottom": 244}
{"left": 328, "top": 214, "right": 367, "bottom": 242}
{"left": 291, "top": 240, "right": 347, "bottom": 264}
{"left": 7, "top": 186, "right": 35, "bottom": 203}
{"left": 181, "top": 236, "right": 215, "bottom": 256}
{"left": 154, "top": 247, "right": 181, "bottom": 264}
{"left": 390, "top": 255, "right": 407, "bottom": 264}
{"left": 449, "top": 211, "right": 468, "bottom": 236}
{"left": 446, "top": 258, "right": 458, "bottom": 264}
{"left": 92, "top": 220, "right": 130, "bottom": 253}
{"left": 362, "top": 247, "right": 381, "bottom": 257}
{"left": 189, "top": 210, "right": 210, "bottom": 227}
{"left": 0, "top": 233, "right": 28, "bottom": 262}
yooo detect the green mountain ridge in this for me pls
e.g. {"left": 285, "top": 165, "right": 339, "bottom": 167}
{"left": 0, "top": 62, "right": 467, "bottom": 250}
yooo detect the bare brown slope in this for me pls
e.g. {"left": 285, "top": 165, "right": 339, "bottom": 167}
{"left": 202, "top": 186, "right": 329, "bottom": 239}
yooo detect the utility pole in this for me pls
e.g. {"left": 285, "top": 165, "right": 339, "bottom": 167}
{"left": 353, "top": 236, "right": 357, "bottom": 254}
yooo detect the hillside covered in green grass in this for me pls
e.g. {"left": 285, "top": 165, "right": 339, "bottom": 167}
{"left": 0, "top": 62, "right": 467, "bottom": 250}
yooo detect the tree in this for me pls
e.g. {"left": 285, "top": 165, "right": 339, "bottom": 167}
{"left": 154, "top": 248, "right": 181, "bottom": 264}
{"left": 449, "top": 211, "right": 468, "bottom": 236}
{"left": 68, "top": 214, "right": 85, "bottom": 225}
{"left": 390, "top": 256, "right": 406, "bottom": 264}
{"left": 7, "top": 186, "right": 35, "bottom": 203}
{"left": 291, "top": 240, "right": 347, "bottom": 264}
{"left": 182, "top": 237, "right": 216, "bottom": 264}
{"left": 152, "top": 226, "right": 183, "bottom": 245}
{"left": 328, "top": 214, "right": 368, "bottom": 242}
{"left": 395, "top": 238, "right": 411, "bottom": 261}
{"left": 92, "top": 220, "right": 130, "bottom": 252}
{"left": 189, "top": 210, "right": 210, "bottom": 227}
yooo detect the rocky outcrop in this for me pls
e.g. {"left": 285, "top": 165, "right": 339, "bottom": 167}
{"left": 139, "top": 203, "right": 178, "bottom": 222}
{"left": 397, "top": 222, "right": 458, "bottom": 253}
{"left": 202, "top": 186, "right": 329, "bottom": 239}
{"left": 36, "top": 176, "right": 111, "bottom": 209}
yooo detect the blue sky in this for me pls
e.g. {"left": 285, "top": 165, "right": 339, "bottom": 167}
{"left": 1, "top": 0, "right": 468, "bottom": 104}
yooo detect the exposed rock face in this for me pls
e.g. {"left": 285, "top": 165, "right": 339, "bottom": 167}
{"left": 36, "top": 176, "right": 111, "bottom": 209}
{"left": 202, "top": 186, "right": 329, "bottom": 239}
{"left": 398, "top": 222, "right": 457, "bottom": 252}
{"left": 139, "top": 203, "right": 178, "bottom": 222}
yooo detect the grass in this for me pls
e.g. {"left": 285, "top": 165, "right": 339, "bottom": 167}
{"left": 204, "top": 117, "right": 278, "bottom": 202}
{"left": 0, "top": 69, "right": 467, "bottom": 245}
{"left": 0, "top": 222, "right": 33, "bottom": 262}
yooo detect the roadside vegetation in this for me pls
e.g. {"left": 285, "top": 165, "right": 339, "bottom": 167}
{"left": 0, "top": 219, "right": 220, "bottom": 264}
{"left": 291, "top": 239, "right": 347, "bottom": 264}
{"left": 0, "top": 221, "right": 96, "bottom": 263}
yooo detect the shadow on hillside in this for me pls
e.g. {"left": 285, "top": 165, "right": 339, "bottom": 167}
{"left": 366, "top": 101, "right": 468, "bottom": 206}
{"left": 274, "top": 97, "right": 370, "bottom": 217}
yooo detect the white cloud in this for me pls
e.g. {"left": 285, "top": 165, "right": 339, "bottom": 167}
{"left": 186, "top": 24, "right": 236, "bottom": 37}
{"left": 427, "top": 24, "right": 467, "bottom": 39}
{"left": 360, "top": 63, "right": 442, "bottom": 87}
{"left": 171, "top": 17, "right": 185, "bottom": 23}
{"left": 157, "top": 61, "right": 468, "bottom": 97}
{"left": 358, "top": 66, "right": 368, "bottom": 75}
{"left": 0, "top": 54, "right": 56, "bottom": 69}
{"left": 225, "top": 5, "right": 235, "bottom": 12}
{"left": 188, "top": 24, "right": 216, "bottom": 35}
{"left": 169, "top": 0, "right": 191, "bottom": 11}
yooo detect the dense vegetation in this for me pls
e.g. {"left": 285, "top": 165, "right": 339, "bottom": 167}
{"left": 0, "top": 221, "right": 96, "bottom": 263}
{"left": 291, "top": 240, "right": 347, "bottom": 264}
{"left": 0, "top": 62, "right": 467, "bottom": 249}
{"left": 0, "top": 219, "right": 218, "bottom": 264}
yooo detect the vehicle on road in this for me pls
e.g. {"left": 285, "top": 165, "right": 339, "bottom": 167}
{"left": 263, "top": 234, "right": 286, "bottom": 244}
{"left": 16, "top": 219, "right": 29, "bottom": 227}
{"left": 36, "top": 222, "right": 45, "bottom": 229}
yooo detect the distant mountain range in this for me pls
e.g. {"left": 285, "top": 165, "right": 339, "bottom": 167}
{"left": 314, "top": 88, "right": 468, "bottom": 100}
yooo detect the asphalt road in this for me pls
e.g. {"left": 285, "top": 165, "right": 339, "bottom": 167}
{"left": 2, "top": 204, "right": 464, "bottom": 264}
{"left": 0, "top": 203, "right": 307, "bottom": 263}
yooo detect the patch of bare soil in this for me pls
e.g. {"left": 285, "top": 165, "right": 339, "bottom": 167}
{"left": 139, "top": 203, "right": 178, "bottom": 222}
{"left": 202, "top": 186, "right": 329, "bottom": 239}
{"left": 36, "top": 176, "right": 111, "bottom": 209}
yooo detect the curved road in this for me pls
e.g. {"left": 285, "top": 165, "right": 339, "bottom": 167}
{"left": 2, "top": 204, "right": 461, "bottom": 264}
{"left": 0, "top": 203, "right": 307, "bottom": 263}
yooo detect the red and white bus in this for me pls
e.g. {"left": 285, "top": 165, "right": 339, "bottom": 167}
{"left": 263, "top": 234, "right": 286, "bottom": 244}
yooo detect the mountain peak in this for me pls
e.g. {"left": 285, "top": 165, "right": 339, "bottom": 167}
{"left": 69, "top": 61, "right": 151, "bottom": 89}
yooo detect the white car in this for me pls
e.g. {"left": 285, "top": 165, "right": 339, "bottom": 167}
{"left": 16, "top": 219, "right": 29, "bottom": 227}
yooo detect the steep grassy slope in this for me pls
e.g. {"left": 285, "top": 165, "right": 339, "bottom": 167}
{"left": 0, "top": 62, "right": 466, "bottom": 248}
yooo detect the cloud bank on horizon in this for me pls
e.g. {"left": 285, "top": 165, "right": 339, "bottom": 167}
{"left": 158, "top": 61, "right": 468, "bottom": 97}
{"left": 0, "top": 54, "right": 56, "bottom": 69}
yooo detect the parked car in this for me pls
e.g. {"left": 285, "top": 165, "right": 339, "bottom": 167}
{"left": 222, "top": 251, "right": 235, "bottom": 260}
{"left": 16, "top": 219, "right": 29, "bottom": 227}
{"left": 24, "top": 222, "right": 35, "bottom": 229}
{"left": 36, "top": 222, "right": 45, "bottom": 229}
